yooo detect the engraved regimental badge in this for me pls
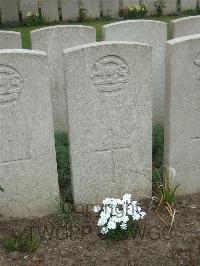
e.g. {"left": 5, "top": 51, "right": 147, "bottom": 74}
{"left": 91, "top": 55, "right": 130, "bottom": 93}
{"left": 0, "top": 65, "right": 23, "bottom": 104}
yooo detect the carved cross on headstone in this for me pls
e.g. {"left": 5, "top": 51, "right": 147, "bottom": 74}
{"left": 95, "top": 129, "right": 130, "bottom": 183}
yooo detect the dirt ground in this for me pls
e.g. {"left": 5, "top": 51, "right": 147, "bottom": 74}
{"left": 0, "top": 193, "right": 199, "bottom": 266}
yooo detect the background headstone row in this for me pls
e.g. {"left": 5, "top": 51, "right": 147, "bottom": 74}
{"left": 0, "top": 0, "right": 199, "bottom": 24}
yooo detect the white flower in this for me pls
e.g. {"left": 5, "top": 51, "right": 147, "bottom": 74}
{"left": 102, "top": 205, "right": 112, "bottom": 217}
{"left": 123, "top": 193, "right": 132, "bottom": 203}
{"left": 120, "top": 223, "right": 127, "bottom": 230}
{"left": 127, "top": 204, "right": 133, "bottom": 216}
{"left": 169, "top": 167, "right": 176, "bottom": 178}
{"left": 100, "top": 210, "right": 110, "bottom": 220}
{"left": 121, "top": 215, "right": 129, "bottom": 223}
{"left": 140, "top": 211, "right": 146, "bottom": 219}
{"left": 132, "top": 212, "right": 141, "bottom": 221}
{"left": 112, "top": 216, "right": 123, "bottom": 223}
{"left": 98, "top": 216, "right": 108, "bottom": 226}
{"left": 101, "top": 226, "right": 108, "bottom": 235}
{"left": 103, "top": 197, "right": 114, "bottom": 205}
{"left": 107, "top": 220, "right": 117, "bottom": 230}
{"left": 93, "top": 205, "right": 101, "bottom": 213}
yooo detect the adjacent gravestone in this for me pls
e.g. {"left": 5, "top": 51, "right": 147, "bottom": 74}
{"left": 61, "top": 0, "right": 79, "bottom": 21}
{"left": 102, "top": 0, "right": 119, "bottom": 17}
{"left": 142, "top": 0, "right": 156, "bottom": 15}
{"left": 103, "top": 20, "right": 167, "bottom": 123}
{"left": 163, "top": 0, "right": 177, "bottom": 15}
{"left": 165, "top": 34, "right": 200, "bottom": 195}
{"left": 170, "top": 16, "right": 200, "bottom": 38}
{"left": 0, "top": 49, "right": 59, "bottom": 218}
{"left": 64, "top": 42, "right": 152, "bottom": 204}
{"left": 31, "top": 25, "right": 96, "bottom": 132}
{"left": 20, "top": 0, "right": 39, "bottom": 21}
{"left": 0, "top": 31, "right": 22, "bottom": 49}
{"left": 40, "top": 0, "right": 59, "bottom": 22}
{"left": 82, "top": 0, "right": 100, "bottom": 18}
{"left": 0, "top": 0, "right": 19, "bottom": 24}
{"left": 121, "top": 0, "right": 139, "bottom": 9}
{"left": 181, "top": 0, "right": 197, "bottom": 11}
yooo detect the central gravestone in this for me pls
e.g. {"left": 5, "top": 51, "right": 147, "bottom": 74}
{"left": 64, "top": 42, "right": 152, "bottom": 204}
{"left": 0, "top": 50, "right": 58, "bottom": 219}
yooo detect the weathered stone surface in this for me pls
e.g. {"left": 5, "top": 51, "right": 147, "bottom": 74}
{"left": 170, "top": 16, "right": 200, "bottom": 38}
{"left": 163, "top": 0, "right": 177, "bottom": 15}
{"left": 120, "top": 0, "right": 139, "bottom": 9}
{"left": 40, "top": 0, "right": 59, "bottom": 22}
{"left": 82, "top": 0, "right": 100, "bottom": 18}
{"left": 31, "top": 25, "right": 96, "bottom": 132}
{"left": 103, "top": 20, "right": 167, "bottom": 123}
{"left": 64, "top": 42, "right": 152, "bottom": 205}
{"left": 20, "top": 0, "right": 39, "bottom": 20}
{"left": 0, "top": 49, "right": 59, "bottom": 218}
{"left": 181, "top": 0, "right": 197, "bottom": 11}
{"left": 0, "top": 31, "right": 22, "bottom": 49}
{"left": 102, "top": 0, "right": 119, "bottom": 17}
{"left": 0, "top": 0, "right": 19, "bottom": 23}
{"left": 165, "top": 34, "right": 200, "bottom": 195}
{"left": 142, "top": 0, "right": 156, "bottom": 15}
{"left": 61, "top": 0, "right": 79, "bottom": 21}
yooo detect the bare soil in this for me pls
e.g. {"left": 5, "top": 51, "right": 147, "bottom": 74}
{"left": 0, "top": 193, "right": 199, "bottom": 266}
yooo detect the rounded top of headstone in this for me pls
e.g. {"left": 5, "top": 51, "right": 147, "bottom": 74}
{"left": 63, "top": 41, "right": 152, "bottom": 55}
{"left": 0, "top": 31, "right": 21, "bottom": 36}
{"left": 0, "top": 49, "right": 47, "bottom": 57}
{"left": 30, "top": 25, "right": 96, "bottom": 35}
{"left": 103, "top": 19, "right": 167, "bottom": 30}
{"left": 167, "top": 34, "right": 200, "bottom": 46}
{"left": 170, "top": 15, "right": 200, "bottom": 24}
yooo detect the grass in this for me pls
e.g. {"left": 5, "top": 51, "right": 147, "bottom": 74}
{"left": 3, "top": 231, "right": 39, "bottom": 253}
{"left": 0, "top": 15, "right": 182, "bottom": 48}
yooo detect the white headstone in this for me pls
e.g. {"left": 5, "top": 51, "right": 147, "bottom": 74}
{"left": 0, "top": 31, "right": 22, "bottom": 49}
{"left": 142, "top": 0, "right": 156, "bottom": 15}
{"left": 165, "top": 34, "right": 200, "bottom": 195}
{"left": 40, "top": 0, "right": 59, "bottom": 22}
{"left": 0, "top": 49, "right": 59, "bottom": 218}
{"left": 102, "top": 0, "right": 119, "bottom": 17}
{"left": 31, "top": 25, "right": 96, "bottom": 132}
{"left": 121, "top": 0, "right": 140, "bottom": 8}
{"left": 20, "top": 0, "right": 39, "bottom": 21}
{"left": 170, "top": 16, "right": 200, "bottom": 38}
{"left": 64, "top": 42, "right": 152, "bottom": 205}
{"left": 0, "top": 0, "right": 19, "bottom": 23}
{"left": 163, "top": 0, "right": 177, "bottom": 15}
{"left": 82, "top": 0, "right": 100, "bottom": 18}
{"left": 103, "top": 20, "right": 167, "bottom": 124}
{"left": 181, "top": 0, "right": 197, "bottom": 11}
{"left": 61, "top": 0, "right": 79, "bottom": 21}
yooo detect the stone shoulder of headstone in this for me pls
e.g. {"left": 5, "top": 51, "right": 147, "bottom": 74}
{"left": 165, "top": 34, "right": 200, "bottom": 195}
{"left": 63, "top": 40, "right": 152, "bottom": 54}
{"left": 167, "top": 33, "right": 200, "bottom": 46}
{"left": 170, "top": 15, "right": 200, "bottom": 39}
{"left": 63, "top": 41, "right": 152, "bottom": 204}
{"left": 31, "top": 25, "right": 96, "bottom": 52}
{"left": 0, "top": 48, "right": 46, "bottom": 56}
{"left": 0, "top": 49, "right": 59, "bottom": 218}
{"left": 103, "top": 20, "right": 167, "bottom": 39}
{"left": 0, "top": 31, "right": 22, "bottom": 49}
